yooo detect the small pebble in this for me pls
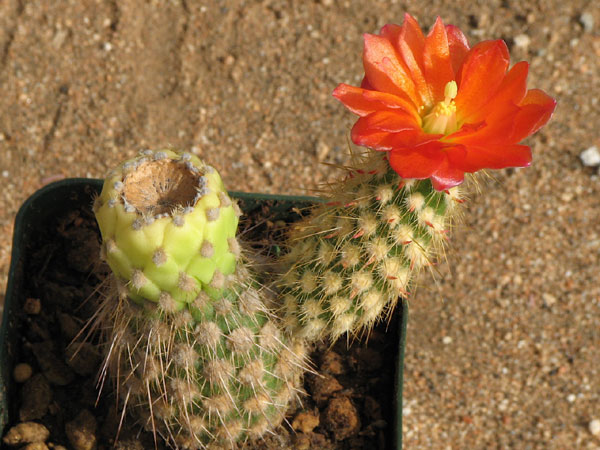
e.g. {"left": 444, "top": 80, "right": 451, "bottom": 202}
{"left": 324, "top": 396, "right": 360, "bottom": 441}
{"left": 13, "top": 363, "right": 33, "bottom": 383}
{"left": 580, "top": 146, "right": 600, "bottom": 167}
{"left": 65, "top": 342, "right": 101, "bottom": 376}
{"left": 542, "top": 293, "right": 557, "bottom": 307}
{"left": 589, "top": 419, "right": 600, "bottom": 436}
{"left": 293, "top": 433, "right": 311, "bottom": 450}
{"left": 23, "top": 298, "right": 42, "bottom": 315}
{"left": 514, "top": 34, "right": 531, "bottom": 49}
{"left": 320, "top": 350, "right": 345, "bottom": 375}
{"left": 65, "top": 409, "right": 97, "bottom": 450}
{"left": 20, "top": 373, "right": 52, "bottom": 421}
{"left": 3, "top": 422, "right": 50, "bottom": 446}
{"left": 58, "top": 313, "right": 81, "bottom": 340}
{"left": 224, "top": 54, "right": 236, "bottom": 66}
{"left": 308, "top": 373, "right": 343, "bottom": 403}
{"left": 31, "top": 341, "right": 75, "bottom": 386}
{"left": 292, "top": 410, "right": 320, "bottom": 433}
{"left": 442, "top": 336, "right": 453, "bottom": 345}
{"left": 579, "top": 12, "right": 594, "bottom": 32}
{"left": 566, "top": 394, "right": 576, "bottom": 403}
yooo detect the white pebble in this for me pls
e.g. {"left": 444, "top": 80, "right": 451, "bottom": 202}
{"left": 1, "top": 170, "right": 8, "bottom": 177}
{"left": 566, "top": 394, "right": 576, "bottom": 403}
{"left": 514, "top": 34, "right": 531, "bottom": 49}
{"left": 580, "top": 12, "right": 594, "bottom": 33}
{"left": 589, "top": 419, "right": 600, "bottom": 436}
{"left": 442, "top": 336, "right": 453, "bottom": 345}
{"left": 580, "top": 146, "right": 600, "bottom": 167}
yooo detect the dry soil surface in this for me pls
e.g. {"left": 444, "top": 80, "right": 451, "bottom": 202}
{"left": 1, "top": 1, "right": 599, "bottom": 449}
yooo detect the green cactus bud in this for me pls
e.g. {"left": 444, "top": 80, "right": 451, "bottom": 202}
{"left": 278, "top": 153, "right": 463, "bottom": 342}
{"left": 94, "top": 150, "right": 306, "bottom": 449}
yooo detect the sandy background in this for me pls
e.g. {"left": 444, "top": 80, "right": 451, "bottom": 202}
{"left": 1, "top": 0, "right": 599, "bottom": 448}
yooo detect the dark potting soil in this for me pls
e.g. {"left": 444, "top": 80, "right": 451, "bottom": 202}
{"left": 2, "top": 192, "right": 398, "bottom": 450}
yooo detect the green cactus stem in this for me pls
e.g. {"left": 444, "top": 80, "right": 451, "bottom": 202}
{"left": 94, "top": 150, "right": 306, "bottom": 449}
{"left": 95, "top": 149, "right": 239, "bottom": 308}
{"left": 278, "top": 151, "right": 464, "bottom": 343}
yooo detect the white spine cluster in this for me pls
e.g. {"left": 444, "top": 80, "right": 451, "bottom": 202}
{"left": 279, "top": 154, "right": 462, "bottom": 342}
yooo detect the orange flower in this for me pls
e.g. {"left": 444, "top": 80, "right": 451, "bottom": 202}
{"left": 333, "top": 14, "right": 556, "bottom": 190}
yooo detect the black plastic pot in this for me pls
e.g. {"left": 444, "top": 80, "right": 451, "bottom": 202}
{"left": 1, "top": 178, "right": 407, "bottom": 449}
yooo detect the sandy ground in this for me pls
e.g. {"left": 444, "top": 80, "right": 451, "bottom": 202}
{"left": 1, "top": 0, "right": 599, "bottom": 448}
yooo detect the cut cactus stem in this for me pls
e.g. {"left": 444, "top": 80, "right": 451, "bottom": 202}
{"left": 94, "top": 149, "right": 306, "bottom": 449}
{"left": 278, "top": 152, "right": 463, "bottom": 343}
{"left": 94, "top": 149, "right": 240, "bottom": 307}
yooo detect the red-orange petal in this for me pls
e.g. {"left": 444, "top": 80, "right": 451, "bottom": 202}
{"left": 350, "top": 110, "right": 421, "bottom": 150}
{"left": 445, "top": 25, "right": 470, "bottom": 76}
{"left": 332, "top": 84, "right": 419, "bottom": 120}
{"left": 423, "top": 17, "right": 455, "bottom": 102}
{"left": 355, "top": 110, "right": 420, "bottom": 133}
{"left": 398, "top": 14, "right": 426, "bottom": 61}
{"left": 379, "top": 23, "right": 403, "bottom": 45}
{"left": 363, "top": 33, "right": 420, "bottom": 106}
{"left": 510, "top": 89, "right": 557, "bottom": 141}
{"left": 454, "top": 40, "right": 510, "bottom": 122}
{"left": 450, "top": 103, "right": 521, "bottom": 146}
{"left": 397, "top": 14, "right": 432, "bottom": 106}
{"left": 455, "top": 88, "right": 555, "bottom": 148}
{"left": 464, "top": 61, "right": 529, "bottom": 128}
{"left": 430, "top": 155, "right": 468, "bottom": 190}
{"left": 388, "top": 142, "right": 446, "bottom": 179}
{"left": 383, "top": 129, "right": 442, "bottom": 149}
{"left": 388, "top": 142, "right": 467, "bottom": 190}
{"left": 490, "top": 61, "right": 529, "bottom": 108}
{"left": 449, "top": 63, "right": 529, "bottom": 146}
{"left": 458, "top": 143, "right": 532, "bottom": 172}
{"left": 350, "top": 127, "right": 390, "bottom": 150}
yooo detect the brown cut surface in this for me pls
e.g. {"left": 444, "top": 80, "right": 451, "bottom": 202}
{"left": 1, "top": 1, "right": 599, "bottom": 448}
{"left": 122, "top": 159, "right": 200, "bottom": 215}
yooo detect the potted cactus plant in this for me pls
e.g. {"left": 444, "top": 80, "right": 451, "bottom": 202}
{"left": 1, "top": 161, "right": 405, "bottom": 449}
{"left": 1, "top": 13, "right": 554, "bottom": 450}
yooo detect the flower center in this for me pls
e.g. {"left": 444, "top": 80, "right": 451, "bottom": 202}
{"left": 422, "top": 81, "right": 458, "bottom": 135}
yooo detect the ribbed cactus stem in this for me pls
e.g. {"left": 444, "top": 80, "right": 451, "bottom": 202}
{"left": 95, "top": 150, "right": 239, "bottom": 307}
{"left": 94, "top": 150, "right": 305, "bottom": 449}
{"left": 279, "top": 152, "right": 463, "bottom": 342}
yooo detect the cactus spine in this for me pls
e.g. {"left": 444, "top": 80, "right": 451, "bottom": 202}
{"left": 94, "top": 150, "right": 305, "bottom": 449}
{"left": 279, "top": 151, "right": 463, "bottom": 342}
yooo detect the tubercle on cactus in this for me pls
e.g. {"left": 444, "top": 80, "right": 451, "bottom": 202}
{"left": 93, "top": 149, "right": 307, "bottom": 450}
{"left": 278, "top": 151, "right": 464, "bottom": 343}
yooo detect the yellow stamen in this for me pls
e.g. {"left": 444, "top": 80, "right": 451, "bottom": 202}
{"left": 422, "top": 81, "right": 459, "bottom": 135}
